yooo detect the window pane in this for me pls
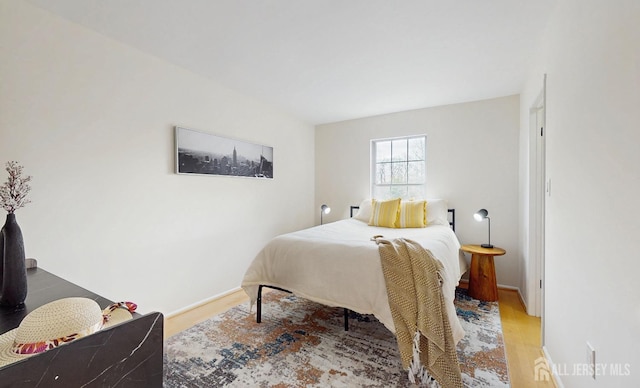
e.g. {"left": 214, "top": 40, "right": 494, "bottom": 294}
{"left": 390, "top": 185, "right": 408, "bottom": 198}
{"left": 376, "top": 163, "right": 391, "bottom": 184}
{"left": 407, "top": 161, "right": 424, "bottom": 184}
{"left": 371, "top": 135, "right": 426, "bottom": 200}
{"left": 408, "top": 137, "right": 425, "bottom": 161}
{"left": 408, "top": 185, "right": 425, "bottom": 199}
{"left": 373, "top": 185, "right": 391, "bottom": 200}
{"left": 391, "top": 162, "right": 407, "bottom": 184}
{"left": 391, "top": 139, "right": 407, "bottom": 162}
{"left": 376, "top": 141, "right": 391, "bottom": 163}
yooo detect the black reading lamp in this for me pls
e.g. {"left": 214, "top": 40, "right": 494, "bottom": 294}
{"left": 474, "top": 209, "right": 493, "bottom": 248}
{"left": 320, "top": 204, "right": 331, "bottom": 225}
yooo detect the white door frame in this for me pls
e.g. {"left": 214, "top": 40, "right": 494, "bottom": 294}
{"left": 527, "top": 75, "right": 546, "bottom": 331}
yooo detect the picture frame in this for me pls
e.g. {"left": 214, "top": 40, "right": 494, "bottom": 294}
{"left": 175, "top": 126, "right": 273, "bottom": 179}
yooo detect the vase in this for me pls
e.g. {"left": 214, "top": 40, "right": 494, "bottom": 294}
{"left": 0, "top": 225, "right": 4, "bottom": 295}
{"left": 0, "top": 213, "right": 27, "bottom": 308}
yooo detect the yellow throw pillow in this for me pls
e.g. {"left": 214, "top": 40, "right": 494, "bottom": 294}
{"left": 397, "top": 200, "right": 427, "bottom": 228}
{"left": 369, "top": 198, "right": 401, "bottom": 228}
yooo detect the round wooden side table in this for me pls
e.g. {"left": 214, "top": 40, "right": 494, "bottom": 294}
{"left": 461, "top": 244, "right": 506, "bottom": 302}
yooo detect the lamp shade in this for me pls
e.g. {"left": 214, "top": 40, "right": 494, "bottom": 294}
{"left": 474, "top": 208, "right": 488, "bottom": 221}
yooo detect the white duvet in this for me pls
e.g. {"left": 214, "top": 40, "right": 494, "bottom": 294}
{"left": 241, "top": 218, "right": 469, "bottom": 344}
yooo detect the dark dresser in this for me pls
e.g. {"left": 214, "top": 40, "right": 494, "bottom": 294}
{"left": 0, "top": 268, "right": 164, "bottom": 387}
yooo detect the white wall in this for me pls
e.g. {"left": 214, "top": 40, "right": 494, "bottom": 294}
{"left": 520, "top": 0, "right": 640, "bottom": 386}
{"left": 0, "top": 1, "right": 315, "bottom": 316}
{"left": 316, "top": 96, "right": 521, "bottom": 289}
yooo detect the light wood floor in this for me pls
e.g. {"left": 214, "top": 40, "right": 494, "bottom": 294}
{"left": 165, "top": 287, "right": 556, "bottom": 387}
{"left": 496, "top": 288, "right": 556, "bottom": 387}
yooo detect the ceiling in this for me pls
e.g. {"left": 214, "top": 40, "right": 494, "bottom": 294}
{"left": 27, "top": 0, "right": 557, "bottom": 125}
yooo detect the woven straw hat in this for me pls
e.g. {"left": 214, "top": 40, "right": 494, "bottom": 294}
{"left": 0, "top": 297, "right": 136, "bottom": 367}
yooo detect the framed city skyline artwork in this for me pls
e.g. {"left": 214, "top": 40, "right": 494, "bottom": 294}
{"left": 175, "top": 126, "right": 273, "bottom": 179}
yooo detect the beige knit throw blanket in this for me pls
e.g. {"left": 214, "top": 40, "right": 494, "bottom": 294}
{"left": 376, "top": 237, "right": 462, "bottom": 388}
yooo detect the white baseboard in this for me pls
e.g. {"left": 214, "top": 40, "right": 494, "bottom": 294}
{"left": 165, "top": 286, "right": 242, "bottom": 319}
{"left": 543, "top": 346, "right": 565, "bottom": 388}
{"left": 496, "top": 283, "right": 518, "bottom": 291}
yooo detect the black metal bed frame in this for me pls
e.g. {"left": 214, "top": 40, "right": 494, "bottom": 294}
{"left": 255, "top": 206, "right": 456, "bottom": 331}
{"left": 257, "top": 284, "right": 351, "bottom": 330}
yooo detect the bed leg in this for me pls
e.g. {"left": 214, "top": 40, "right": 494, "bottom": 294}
{"left": 344, "top": 308, "right": 349, "bottom": 331}
{"left": 257, "top": 285, "right": 263, "bottom": 324}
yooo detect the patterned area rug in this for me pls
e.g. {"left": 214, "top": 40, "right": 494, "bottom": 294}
{"left": 164, "top": 288, "right": 509, "bottom": 387}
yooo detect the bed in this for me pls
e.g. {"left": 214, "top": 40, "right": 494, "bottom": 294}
{"left": 241, "top": 199, "right": 469, "bottom": 344}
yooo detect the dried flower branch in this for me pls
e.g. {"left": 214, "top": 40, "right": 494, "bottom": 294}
{"left": 0, "top": 161, "right": 32, "bottom": 214}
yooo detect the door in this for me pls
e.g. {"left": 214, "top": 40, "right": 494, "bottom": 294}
{"left": 528, "top": 75, "right": 546, "bottom": 344}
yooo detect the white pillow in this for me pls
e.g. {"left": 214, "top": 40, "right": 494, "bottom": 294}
{"left": 426, "top": 199, "right": 449, "bottom": 226}
{"left": 354, "top": 198, "right": 372, "bottom": 222}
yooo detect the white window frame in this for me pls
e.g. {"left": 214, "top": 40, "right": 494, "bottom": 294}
{"left": 370, "top": 135, "right": 426, "bottom": 200}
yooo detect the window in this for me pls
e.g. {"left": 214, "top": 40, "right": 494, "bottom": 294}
{"left": 371, "top": 135, "right": 426, "bottom": 199}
